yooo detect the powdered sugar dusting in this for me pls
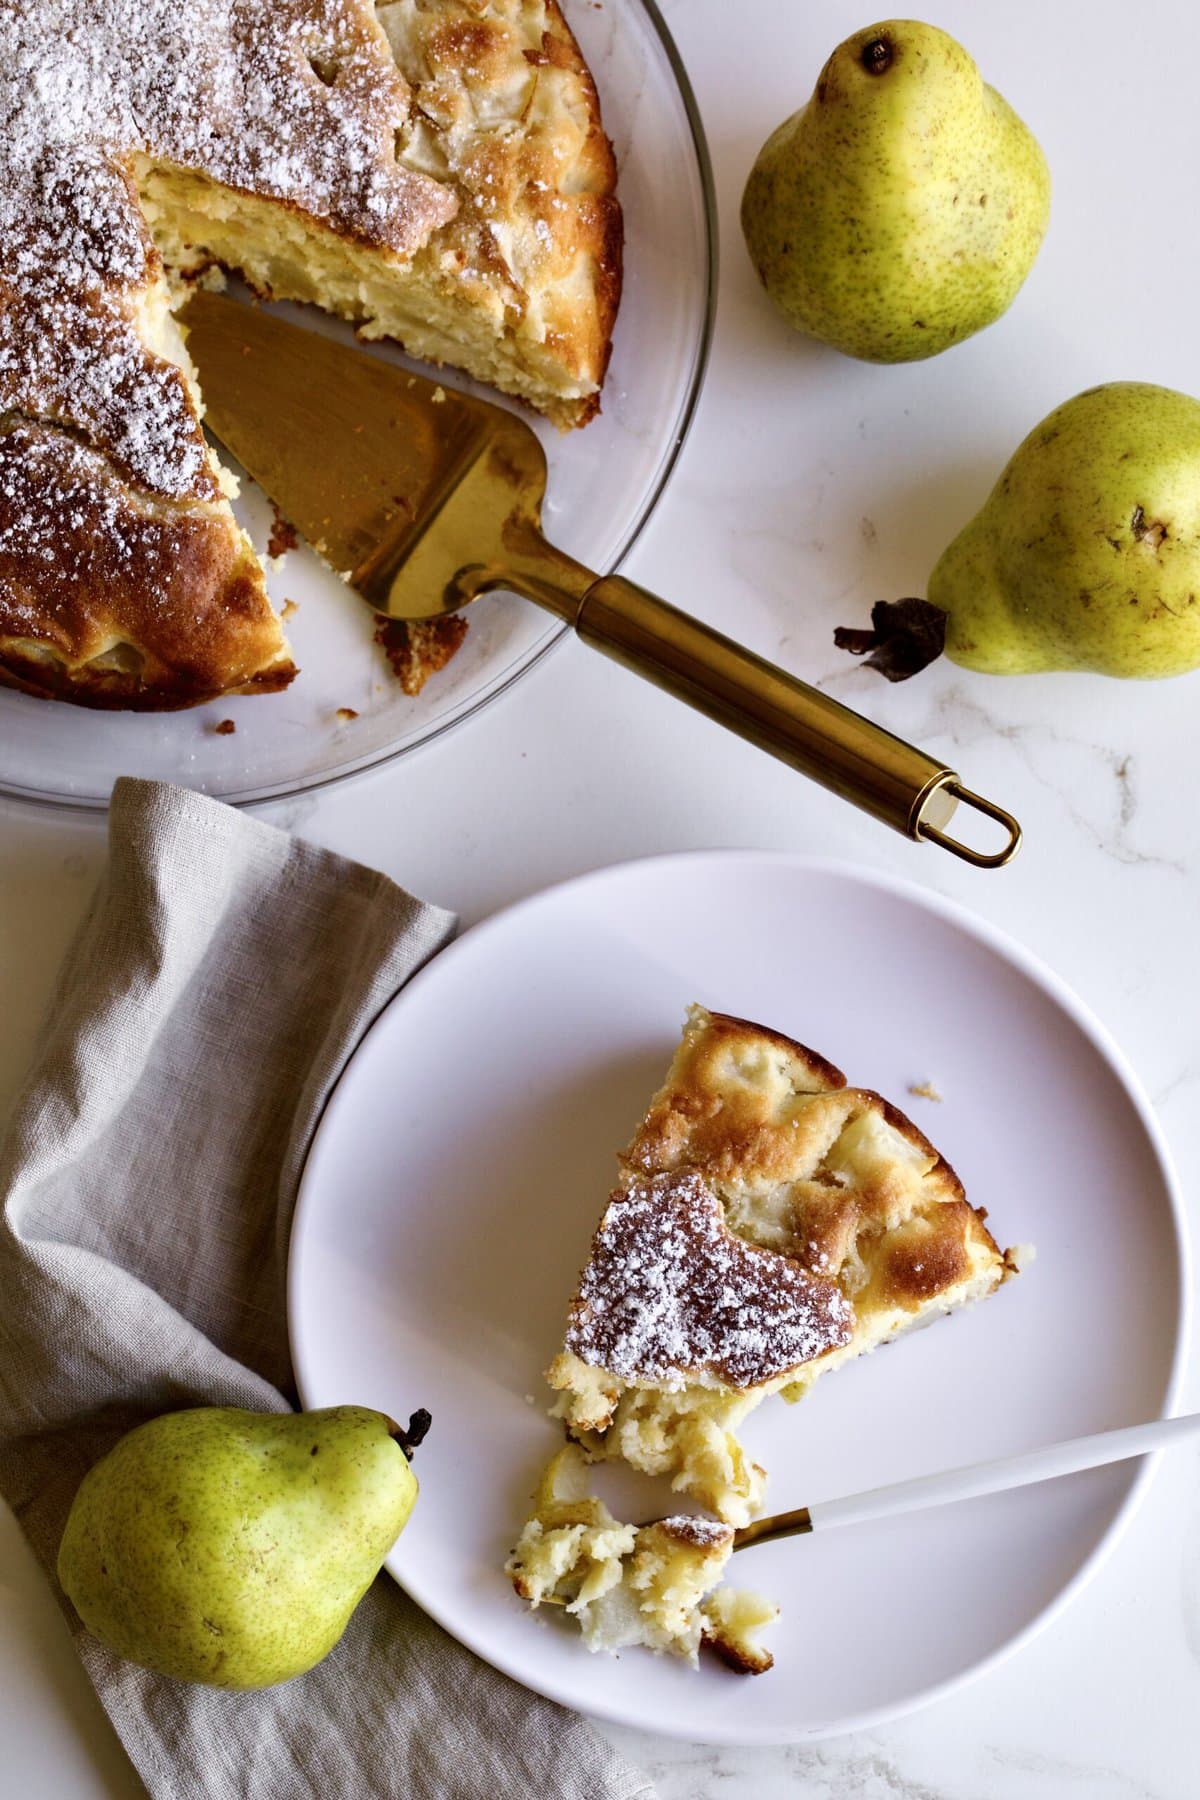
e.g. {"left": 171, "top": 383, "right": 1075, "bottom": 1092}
{"left": 0, "top": 421, "right": 240, "bottom": 643}
{"left": 0, "top": 296, "right": 211, "bottom": 501}
{"left": 565, "top": 1171, "right": 854, "bottom": 1391}
{"left": 0, "top": 0, "right": 455, "bottom": 501}
{"left": 656, "top": 1516, "right": 734, "bottom": 1550}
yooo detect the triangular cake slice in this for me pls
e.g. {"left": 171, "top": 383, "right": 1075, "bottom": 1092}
{"left": 547, "top": 1005, "right": 1015, "bottom": 1525}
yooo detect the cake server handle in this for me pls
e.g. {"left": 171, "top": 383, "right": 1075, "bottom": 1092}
{"left": 510, "top": 559, "right": 1020, "bottom": 868}
{"left": 731, "top": 1411, "right": 1200, "bottom": 1551}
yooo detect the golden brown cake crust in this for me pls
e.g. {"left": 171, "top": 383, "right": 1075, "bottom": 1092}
{"left": 379, "top": 0, "right": 622, "bottom": 426}
{"left": 621, "top": 1006, "right": 1000, "bottom": 1316}
{"left": 701, "top": 1626, "right": 772, "bottom": 1677}
{"left": 0, "top": 0, "right": 456, "bottom": 476}
{"left": 0, "top": 422, "right": 295, "bottom": 709}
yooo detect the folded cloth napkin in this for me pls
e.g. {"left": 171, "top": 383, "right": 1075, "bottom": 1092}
{"left": 0, "top": 778, "right": 654, "bottom": 1800}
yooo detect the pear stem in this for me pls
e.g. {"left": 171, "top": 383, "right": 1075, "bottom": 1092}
{"left": 833, "top": 597, "right": 947, "bottom": 682}
{"left": 392, "top": 1408, "right": 432, "bottom": 1461}
{"left": 860, "top": 36, "right": 894, "bottom": 75}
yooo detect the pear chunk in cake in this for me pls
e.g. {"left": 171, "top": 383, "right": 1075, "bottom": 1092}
{"left": 546, "top": 1006, "right": 1016, "bottom": 1527}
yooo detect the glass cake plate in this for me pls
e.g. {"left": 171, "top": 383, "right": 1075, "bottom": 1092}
{"left": 0, "top": 0, "right": 715, "bottom": 809}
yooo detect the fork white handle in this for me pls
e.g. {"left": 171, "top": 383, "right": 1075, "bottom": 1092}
{"left": 733, "top": 1411, "right": 1200, "bottom": 1550}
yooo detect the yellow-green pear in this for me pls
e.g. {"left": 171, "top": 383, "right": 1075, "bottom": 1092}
{"left": 57, "top": 1404, "right": 426, "bottom": 1688}
{"left": 741, "top": 20, "right": 1050, "bottom": 361}
{"left": 934, "top": 382, "right": 1200, "bottom": 678}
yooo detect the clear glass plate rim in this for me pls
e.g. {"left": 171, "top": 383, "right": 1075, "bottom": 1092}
{"left": 0, "top": 0, "right": 719, "bottom": 816}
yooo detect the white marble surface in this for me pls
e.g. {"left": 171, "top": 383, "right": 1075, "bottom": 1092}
{"left": 2, "top": 0, "right": 1199, "bottom": 1791}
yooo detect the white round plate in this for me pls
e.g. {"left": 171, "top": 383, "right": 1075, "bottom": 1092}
{"left": 289, "top": 854, "right": 1188, "bottom": 1744}
{"left": 0, "top": 0, "right": 714, "bottom": 809}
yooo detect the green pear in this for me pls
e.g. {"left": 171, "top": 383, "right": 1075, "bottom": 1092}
{"left": 933, "top": 382, "right": 1200, "bottom": 677}
{"left": 57, "top": 1405, "right": 424, "bottom": 1688}
{"left": 741, "top": 20, "right": 1050, "bottom": 362}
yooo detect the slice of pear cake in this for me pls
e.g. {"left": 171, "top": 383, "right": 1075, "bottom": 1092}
{"left": 546, "top": 1005, "right": 1017, "bottom": 1527}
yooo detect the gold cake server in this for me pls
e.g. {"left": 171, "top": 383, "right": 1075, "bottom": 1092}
{"left": 181, "top": 292, "right": 1020, "bottom": 868}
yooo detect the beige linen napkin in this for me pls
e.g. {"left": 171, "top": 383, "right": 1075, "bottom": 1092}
{"left": 0, "top": 777, "right": 653, "bottom": 1800}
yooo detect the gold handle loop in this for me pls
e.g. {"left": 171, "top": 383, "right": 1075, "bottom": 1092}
{"left": 915, "top": 780, "right": 1023, "bottom": 868}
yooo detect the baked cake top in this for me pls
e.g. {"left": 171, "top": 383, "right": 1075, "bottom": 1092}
{"left": 0, "top": 0, "right": 453, "bottom": 504}
{"left": 564, "top": 1169, "right": 854, "bottom": 1391}
{"left": 622, "top": 1005, "right": 990, "bottom": 1314}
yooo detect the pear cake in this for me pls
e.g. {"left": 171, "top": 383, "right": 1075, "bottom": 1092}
{"left": 506, "top": 1444, "right": 778, "bottom": 1673}
{"left": 0, "top": 0, "right": 621, "bottom": 710}
{"left": 548, "top": 1006, "right": 1015, "bottom": 1528}
{"left": 509, "top": 1004, "right": 1016, "bottom": 1673}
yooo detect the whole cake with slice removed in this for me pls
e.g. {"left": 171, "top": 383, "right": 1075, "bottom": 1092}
{"left": 0, "top": 0, "right": 621, "bottom": 710}
{"left": 508, "top": 1004, "right": 1019, "bottom": 1671}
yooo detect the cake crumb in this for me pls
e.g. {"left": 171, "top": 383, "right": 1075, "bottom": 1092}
{"left": 213, "top": 718, "right": 236, "bottom": 735}
{"left": 267, "top": 506, "right": 299, "bottom": 562}
{"left": 280, "top": 599, "right": 299, "bottom": 620}
{"left": 908, "top": 1080, "right": 943, "bottom": 1102}
{"left": 375, "top": 614, "right": 468, "bottom": 695}
{"left": 335, "top": 707, "right": 359, "bottom": 722}
{"left": 431, "top": 385, "right": 446, "bottom": 403}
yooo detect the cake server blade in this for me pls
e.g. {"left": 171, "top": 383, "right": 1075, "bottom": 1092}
{"left": 181, "top": 291, "right": 1021, "bottom": 868}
